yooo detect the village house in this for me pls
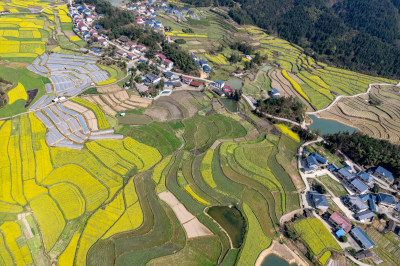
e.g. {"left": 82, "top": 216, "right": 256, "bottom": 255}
{"left": 329, "top": 211, "right": 352, "bottom": 233}
{"left": 309, "top": 191, "right": 329, "bottom": 211}
{"left": 377, "top": 193, "right": 396, "bottom": 208}
{"left": 342, "top": 195, "right": 369, "bottom": 213}
{"left": 116, "top": 50, "right": 127, "bottom": 58}
{"left": 351, "top": 227, "right": 375, "bottom": 249}
{"left": 370, "top": 166, "right": 395, "bottom": 184}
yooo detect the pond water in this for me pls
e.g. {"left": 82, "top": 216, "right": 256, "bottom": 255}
{"left": 261, "top": 254, "right": 296, "bottom": 266}
{"left": 225, "top": 78, "right": 243, "bottom": 90}
{"left": 220, "top": 98, "right": 238, "bottom": 112}
{"left": 207, "top": 206, "right": 245, "bottom": 248}
{"left": 308, "top": 114, "right": 359, "bottom": 135}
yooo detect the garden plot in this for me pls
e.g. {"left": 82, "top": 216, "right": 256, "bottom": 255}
{"left": 82, "top": 88, "right": 152, "bottom": 116}
{"left": 158, "top": 190, "right": 213, "bottom": 238}
{"left": 33, "top": 102, "right": 122, "bottom": 149}
{"left": 28, "top": 53, "right": 109, "bottom": 97}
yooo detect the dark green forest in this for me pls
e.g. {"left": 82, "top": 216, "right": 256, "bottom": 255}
{"left": 182, "top": 0, "right": 400, "bottom": 79}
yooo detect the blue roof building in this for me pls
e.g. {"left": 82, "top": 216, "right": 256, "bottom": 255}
{"left": 336, "top": 229, "right": 346, "bottom": 238}
{"left": 309, "top": 191, "right": 329, "bottom": 211}
{"left": 350, "top": 178, "right": 369, "bottom": 194}
{"left": 358, "top": 171, "right": 373, "bottom": 183}
{"left": 351, "top": 227, "right": 375, "bottom": 249}
{"left": 373, "top": 166, "right": 394, "bottom": 183}
{"left": 395, "top": 202, "right": 400, "bottom": 211}
{"left": 337, "top": 167, "right": 355, "bottom": 180}
{"left": 91, "top": 47, "right": 101, "bottom": 54}
{"left": 306, "top": 155, "right": 319, "bottom": 169}
{"left": 354, "top": 210, "right": 375, "bottom": 222}
{"left": 311, "top": 152, "right": 328, "bottom": 164}
{"left": 377, "top": 193, "right": 396, "bottom": 207}
{"left": 203, "top": 65, "right": 210, "bottom": 73}
{"left": 270, "top": 88, "right": 280, "bottom": 98}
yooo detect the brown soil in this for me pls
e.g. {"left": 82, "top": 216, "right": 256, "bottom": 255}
{"left": 4, "top": 62, "right": 29, "bottom": 69}
{"left": 25, "top": 89, "right": 38, "bottom": 108}
{"left": 144, "top": 107, "right": 169, "bottom": 122}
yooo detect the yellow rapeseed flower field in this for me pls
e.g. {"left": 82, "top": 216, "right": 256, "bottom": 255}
{"left": 102, "top": 201, "right": 143, "bottom": 239}
{"left": 30, "top": 194, "right": 66, "bottom": 252}
{"left": 42, "top": 164, "right": 108, "bottom": 212}
{"left": 275, "top": 124, "right": 300, "bottom": 142}
{"left": 205, "top": 53, "right": 227, "bottom": 64}
{"left": 69, "top": 35, "right": 81, "bottom": 41}
{"left": 86, "top": 141, "right": 133, "bottom": 175}
{"left": 124, "top": 137, "right": 162, "bottom": 171}
{"left": 0, "top": 231, "right": 13, "bottom": 265}
{"left": 0, "top": 222, "right": 33, "bottom": 265}
{"left": 0, "top": 121, "right": 14, "bottom": 204}
{"left": 200, "top": 149, "right": 217, "bottom": 188}
{"left": 96, "top": 78, "right": 116, "bottom": 85}
{"left": 184, "top": 186, "right": 210, "bottom": 205}
{"left": 8, "top": 135, "right": 26, "bottom": 205}
{"left": 50, "top": 183, "right": 85, "bottom": 220}
{"left": 97, "top": 139, "right": 145, "bottom": 170}
{"left": 152, "top": 155, "right": 173, "bottom": 193}
{"left": 7, "top": 82, "right": 27, "bottom": 105}
{"left": 0, "top": 201, "right": 23, "bottom": 213}
{"left": 58, "top": 232, "right": 81, "bottom": 266}
{"left": 124, "top": 178, "right": 138, "bottom": 207}
{"left": 75, "top": 193, "right": 125, "bottom": 265}
{"left": 19, "top": 114, "right": 36, "bottom": 181}
{"left": 23, "top": 179, "right": 47, "bottom": 201}
{"left": 282, "top": 69, "right": 311, "bottom": 102}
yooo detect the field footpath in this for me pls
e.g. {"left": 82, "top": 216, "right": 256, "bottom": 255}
{"left": 307, "top": 83, "right": 398, "bottom": 115}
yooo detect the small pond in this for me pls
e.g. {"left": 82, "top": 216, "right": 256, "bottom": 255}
{"left": 307, "top": 114, "right": 359, "bottom": 135}
{"left": 207, "top": 206, "right": 246, "bottom": 248}
{"left": 261, "top": 254, "right": 296, "bottom": 266}
{"left": 220, "top": 98, "right": 238, "bottom": 112}
{"left": 225, "top": 78, "right": 243, "bottom": 90}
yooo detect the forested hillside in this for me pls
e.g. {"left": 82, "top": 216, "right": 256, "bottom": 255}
{"left": 181, "top": 0, "right": 400, "bottom": 79}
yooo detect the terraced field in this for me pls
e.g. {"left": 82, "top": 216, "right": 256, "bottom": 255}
{"left": 0, "top": 3, "right": 310, "bottom": 265}
{"left": 317, "top": 85, "right": 400, "bottom": 143}
{"left": 161, "top": 8, "right": 398, "bottom": 111}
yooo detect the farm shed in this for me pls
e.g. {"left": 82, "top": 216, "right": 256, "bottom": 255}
{"left": 351, "top": 227, "right": 375, "bottom": 249}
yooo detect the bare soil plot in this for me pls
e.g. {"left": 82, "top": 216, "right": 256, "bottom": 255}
{"left": 170, "top": 91, "right": 199, "bottom": 117}
{"left": 158, "top": 191, "right": 213, "bottom": 239}
{"left": 154, "top": 98, "right": 184, "bottom": 120}
{"left": 62, "top": 101, "right": 99, "bottom": 131}
{"left": 144, "top": 107, "right": 169, "bottom": 122}
{"left": 97, "top": 84, "right": 121, "bottom": 93}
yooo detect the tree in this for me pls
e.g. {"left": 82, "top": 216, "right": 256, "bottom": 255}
{"left": 340, "top": 235, "right": 348, "bottom": 242}
{"left": 314, "top": 183, "right": 326, "bottom": 194}
{"left": 134, "top": 76, "right": 142, "bottom": 83}
{"left": 372, "top": 183, "right": 379, "bottom": 193}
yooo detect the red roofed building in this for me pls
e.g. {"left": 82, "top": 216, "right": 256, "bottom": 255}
{"left": 329, "top": 212, "right": 352, "bottom": 233}
{"left": 182, "top": 76, "right": 192, "bottom": 84}
{"left": 156, "top": 53, "right": 167, "bottom": 60}
{"left": 223, "top": 85, "right": 235, "bottom": 95}
{"left": 190, "top": 81, "right": 201, "bottom": 87}
{"left": 162, "top": 59, "right": 173, "bottom": 68}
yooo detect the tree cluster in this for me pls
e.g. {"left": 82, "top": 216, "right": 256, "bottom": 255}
{"left": 162, "top": 42, "right": 199, "bottom": 74}
{"left": 256, "top": 96, "right": 306, "bottom": 123}
{"left": 324, "top": 132, "right": 400, "bottom": 178}
{"left": 183, "top": 0, "right": 400, "bottom": 79}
